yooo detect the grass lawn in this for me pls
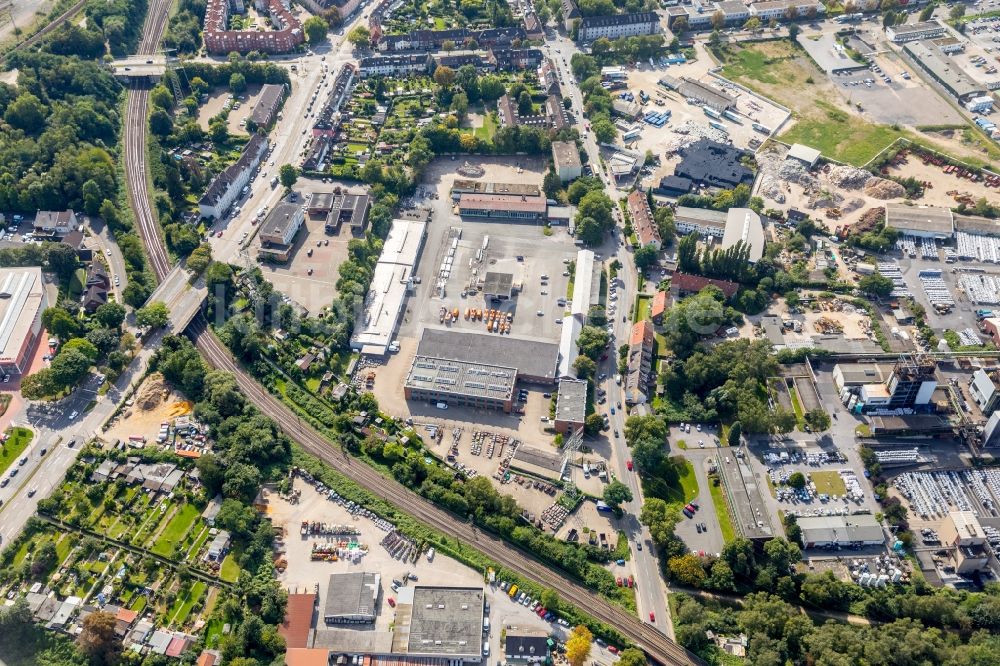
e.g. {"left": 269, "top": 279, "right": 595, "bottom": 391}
{"left": 678, "top": 458, "right": 698, "bottom": 504}
{"left": 811, "top": 470, "right": 847, "bottom": 496}
{"left": 855, "top": 423, "right": 871, "bottom": 437}
{"left": 634, "top": 294, "right": 651, "bottom": 322}
{"left": 130, "top": 595, "right": 148, "bottom": 613}
{"left": 54, "top": 534, "right": 76, "bottom": 563}
{"left": 676, "top": 439, "right": 688, "bottom": 450}
{"left": 167, "top": 581, "right": 206, "bottom": 627}
{"left": 188, "top": 526, "right": 211, "bottom": 560}
{"left": 0, "top": 427, "right": 33, "bottom": 476}
{"left": 219, "top": 553, "right": 240, "bottom": 583}
{"left": 780, "top": 100, "right": 907, "bottom": 166}
{"left": 151, "top": 504, "right": 200, "bottom": 557}
{"left": 787, "top": 382, "right": 805, "bottom": 423}
{"left": 473, "top": 111, "right": 498, "bottom": 141}
{"left": 710, "top": 478, "right": 737, "bottom": 544}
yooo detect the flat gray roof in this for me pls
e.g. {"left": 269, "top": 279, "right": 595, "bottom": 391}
{"left": 417, "top": 329, "right": 559, "bottom": 382}
{"left": 552, "top": 140, "right": 581, "bottom": 169}
{"left": 405, "top": 355, "right": 516, "bottom": 401}
{"left": 675, "top": 206, "right": 727, "bottom": 229}
{"left": 955, "top": 213, "right": 1000, "bottom": 236}
{"left": 407, "top": 587, "right": 484, "bottom": 657}
{"left": 0, "top": 267, "right": 44, "bottom": 365}
{"left": 260, "top": 200, "right": 302, "bottom": 241}
{"left": 484, "top": 271, "right": 514, "bottom": 296}
{"left": 324, "top": 572, "right": 380, "bottom": 621}
{"left": 555, "top": 378, "right": 588, "bottom": 425}
{"left": 885, "top": 203, "right": 955, "bottom": 236}
{"left": 835, "top": 362, "right": 895, "bottom": 385}
{"left": 723, "top": 208, "right": 765, "bottom": 262}
{"left": 904, "top": 41, "right": 986, "bottom": 100}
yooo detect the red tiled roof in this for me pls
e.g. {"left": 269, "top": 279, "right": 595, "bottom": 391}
{"left": 285, "top": 649, "right": 331, "bottom": 666}
{"left": 115, "top": 608, "right": 138, "bottom": 624}
{"left": 196, "top": 652, "right": 218, "bottom": 666}
{"left": 164, "top": 636, "right": 190, "bottom": 658}
{"left": 628, "top": 190, "right": 661, "bottom": 247}
{"left": 671, "top": 272, "right": 739, "bottom": 299}
{"left": 630, "top": 319, "right": 655, "bottom": 347}
{"left": 459, "top": 193, "right": 547, "bottom": 213}
{"left": 280, "top": 593, "right": 316, "bottom": 649}
{"left": 650, "top": 290, "right": 668, "bottom": 318}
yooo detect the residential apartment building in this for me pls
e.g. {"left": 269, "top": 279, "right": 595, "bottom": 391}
{"left": 297, "top": 0, "right": 363, "bottom": 21}
{"left": 258, "top": 199, "right": 304, "bottom": 262}
{"left": 627, "top": 189, "right": 661, "bottom": 249}
{"left": 552, "top": 141, "right": 582, "bottom": 182}
{"left": 359, "top": 53, "right": 433, "bottom": 77}
{"left": 886, "top": 20, "right": 945, "bottom": 43}
{"left": 562, "top": 0, "right": 582, "bottom": 32}
{"left": 624, "top": 319, "right": 656, "bottom": 405}
{"left": 748, "top": 0, "right": 824, "bottom": 21}
{"left": 489, "top": 47, "right": 543, "bottom": 71}
{"left": 247, "top": 83, "right": 287, "bottom": 129}
{"left": 377, "top": 26, "right": 525, "bottom": 52}
{"left": 204, "top": 0, "right": 304, "bottom": 54}
{"left": 674, "top": 206, "right": 726, "bottom": 237}
{"left": 578, "top": 12, "right": 660, "bottom": 42}
{"left": 198, "top": 134, "right": 269, "bottom": 220}
{"left": 33, "top": 210, "right": 79, "bottom": 237}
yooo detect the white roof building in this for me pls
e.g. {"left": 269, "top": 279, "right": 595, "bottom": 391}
{"left": 786, "top": 143, "right": 821, "bottom": 168}
{"left": 722, "top": 208, "right": 765, "bottom": 263}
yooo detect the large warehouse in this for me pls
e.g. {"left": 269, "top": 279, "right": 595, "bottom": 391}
{"left": 885, "top": 203, "right": 955, "bottom": 239}
{"left": 798, "top": 514, "right": 885, "bottom": 549}
{"left": 323, "top": 572, "right": 381, "bottom": 624}
{"left": 0, "top": 267, "right": 47, "bottom": 376}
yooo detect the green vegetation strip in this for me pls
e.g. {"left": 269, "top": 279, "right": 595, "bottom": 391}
{"left": 709, "top": 479, "right": 737, "bottom": 544}
{"left": 151, "top": 504, "right": 200, "bottom": 557}
{"left": 0, "top": 427, "right": 33, "bottom": 476}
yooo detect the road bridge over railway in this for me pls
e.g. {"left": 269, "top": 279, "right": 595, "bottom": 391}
{"left": 146, "top": 265, "right": 207, "bottom": 332}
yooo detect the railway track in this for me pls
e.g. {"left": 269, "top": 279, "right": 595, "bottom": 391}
{"left": 4, "top": 0, "right": 89, "bottom": 57}
{"left": 122, "top": 2, "right": 698, "bottom": 663}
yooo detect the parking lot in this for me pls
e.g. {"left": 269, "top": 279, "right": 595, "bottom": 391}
{"left": 893, "top": 255, "right": 987, "bottom": 340}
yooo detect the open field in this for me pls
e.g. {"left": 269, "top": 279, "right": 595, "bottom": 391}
{"left": 811, "top": 470, "right": 847, "bottom": 496}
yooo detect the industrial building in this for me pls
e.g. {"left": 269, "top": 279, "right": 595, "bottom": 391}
{"left": 884, "top": 203, "right": 955, "bottom": 239}
{"left": 627, "top": 189, "right": 661, "bottom": 249}
{"left": 554, "top": 378, "right": 588, "bottom": 434}
{"left": 450, "top": 181, "right": 540, "bottom": 198}
{"left": 457, "top": 193, "right": 548, "bottom": 222}
{"left": 662, "top": 77, "right": 737, "bottom": 113}
{"left": 403, "top": 355, "right": 516, "bottom": 412}
{"left": 887, "top": 20, "right": 946, "bottom": 43}
{"left": 624, "top": 320, "right": 656, "bottom": 405}
{"left": 577, "top": 12, "right": 659, "bottom": 42}
{"left": 939, "top": 511, "right": 990, "bottom": 575}
{"left": 984, "top": 410, "right": 1000, "bottom": 448}
{"left": 483, "top": 271, "right": 515, "bottom": 301}
{"left": 258, "top": 198, "right": 305, "bottom": 262}
{"left": 722, "top": 208, "right": 765, "bottom": 263}
{"left": 832, "top": 362, "right": 896, "bottom": 391}
{"left": 411, "top": 328, "right": 560, "bottom": 388}
{"left": 505, "top": 629, "right": 550, "bottom": 663}
{"left": 903, "top": 41, "right": 987, "bottom": 103}
{"left": 855, "top": 356, "right": 938, "bottom": 414}
{"left": 672, "top": 139, "right": 754, "bottom": 190}
{"left": 351, "top": 217, "right": 427, "bottom": 355}
{"left": 323, "top": 572, "right": 381, "bottom": 624}
{"left": 797, "top": 514, "right": 885, "bottom": 549}
{"left": 557, "top": 249, "right": 599, "bottom": 378}
{"left": 198, "top": 134, "right": 269, "bottom": 220}
{"left": 970, "top": 369, "right": 1000, "bottom": 416}
{"left": 786, "top": 143, "right": 821, "bottom": 168}
{"left": 552, "top": 141, "right": 582, "bottom": 182}
{"left": 0, "top": 267, "right": 47, "bottom": 376}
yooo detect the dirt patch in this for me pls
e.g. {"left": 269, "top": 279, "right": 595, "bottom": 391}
{"left": 884, "top": 155, "right": 1000, "bottom": 207}
{"left": 104, "top": 374, "right": 193, "bottom": 443}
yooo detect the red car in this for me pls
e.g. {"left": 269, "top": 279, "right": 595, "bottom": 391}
{"left": 616, "top": 577, "right": 622, "bottom": 587}
{"left": 608, "top": 646, "right": 619, "bottom": 655}
{"left": 387, "top": 597, "right": 395, "bottom": 607}
{"left": 626, "top": 460, "right": 633, "bottom": 471}
{"left": 649, "top": 612, "right": 655, "bottom": 622}
{"left": 628, "top": 576, "right": 635, "bottom": 588}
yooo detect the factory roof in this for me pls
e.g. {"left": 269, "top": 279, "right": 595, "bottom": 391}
{"left": 675, "top": 206, "right": 727, "bottom": 230}
{"left": 903, "top": 40, "right": 986, "bottom": 100}
{"left": 674, "top": 138, "right": 753, "bottom": 189}
{"left": 552, "top": 140, "right": 582, "bottom": 170}
{"left": 280, "top": 593, "right": 316, "bottom": 649}
{"left": 483, "top": 271, "right": 514, "bottom": 296}
{"left": 555, "top": 378, "right": 588, "bottom": 425}
{"left": 0, "top": 267, "right": 45, "bottom": 366}
{"left": 310, "top": 192, "right": 337, "bottom": 211}
{"left": 458, "top": 193, "right": 548, "bottom": 214}
{"left": 406, "top": 587, "right": 485, "bottom": 657}
{"left": 417, "top": 329, "right": 560, "bottom": 382}
{"left": 885, "top": 203, "right": 955, "bottom": 236}
{"left": 787, "top": 143, "right": 822, "bottom": 167}
{"left": 557, "top": 314, "right": 584, "bottom": 379}
{"left": 405, "top": 355, "right": 517, "bottom": 401}
{"left": 722, "top": 208, "right": 765, "bottom": 262}
{"left": 571, "top": 249, "right": 597, "bottom": 318}
{"left": 324, "top": 572, "right": 380, "bottom": 620}
{"left": 260, "top": 200, "right": 302, "bottom": 241}
{"left": 677, "top": 77, "right": 738, "bottom": 111}
{"left": 451, "top": 180, "right": 541, "bottom": 197}
{"left": 835, "top": 362, "right": 895, "bottom": 385}
{"left": 798, "top": 514, "right": 884, "bottom": 544}
{"left": 890, "top": 20, "right": 945, "bottom": 37}
{"left": 378, "top": 217, "right": 425, "bottom": 267}
{"left": 954, "top": 213, "right": 1000, "bottom": 236}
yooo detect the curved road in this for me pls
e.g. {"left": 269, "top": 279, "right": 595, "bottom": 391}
{"left": 122, "top": 5, "right": 699, "bottom": 664}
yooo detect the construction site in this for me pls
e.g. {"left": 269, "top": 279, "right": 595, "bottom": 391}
{"left": 103, "top": 373, "right": 197, "bottom": 447}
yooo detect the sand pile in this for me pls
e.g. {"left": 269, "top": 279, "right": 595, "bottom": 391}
{"left": 864, "top": 178, "right": 906, "bottom": 199}
{"left": 828, "top": 165, "right": 873, "bottom": 189}
{"left": 136, "top": 372, "right": 167, "bottom": 410}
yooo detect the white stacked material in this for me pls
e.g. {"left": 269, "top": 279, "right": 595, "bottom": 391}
{"left": 918, "top": 274, "right": 954, "bottom": 306}
{"left": 959, "top": 274, "right": 1000, "bottom": 304}
{"left": 876, "top": 261, "right": 911, "bottom": 297}
{"left": 896, "top": 236, "right": 917, "bottom": 257}
{"left": 920, "top": 236, "right": 937, "bottom": 259}
{"left": 959, "top": 328, "right": 982, "bottom": 346}
{"left": 957, "top": 231, "right": 1000, "bottom": 262}
{"left": 875, "top": 448, "right": 919, "bottom": 464}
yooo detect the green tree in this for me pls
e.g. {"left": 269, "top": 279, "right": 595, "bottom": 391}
{"left": 591, "top": 117, "right": 616, "bottom": 143}
{"left": 434, "top": 65, "right": 456, "bottom": 87}
{"left": 78, "top": 610, "right": 121, "bottom": 666}
{"left": 279, "top": 164, "right": 299, "bottom": 190}
{"left": 229, "top": 72, "right": 247, "bottom": 94}
{"left": 347, "top": 25, "right": 370, "bottom": 47}
{"left": 788, "top": 471, "right": 806, "bottom": 490}
{"left": 61, "top": 338, "right": 99, "bottom": 363}
{"left": 150, "top": 84, "right": 174, "bottom": 109}
{"left": 858, "top": 271, "right": 894, "bottom": 298}
{"left": 603, "top": 480, "right": 633, "bottom": 509}
{"left": 669, "top": 553, "right": 707, "bottom": 586}
{"left": 576, "top": 325, "right": 610, "bottom": 360}
{"left": 804, "top": 407, "right": 831, "bottom": 432}
{"left": 42, "top": 307, "right": 81, "bottom": 340}
{"left": 950, "top": 3, "right": 966, "bottom": 19}
{"left": 149, "top": 108, "right": 174, "bottom": 136}
{"left": 540, "top": 588, "right": 560, "bottom": 611}
{"left": 584, "top": 413, "right": 605, "bottom": 435}
{"left": 634, "top": 244, "right": 658, "bottom": 269}
{"left": 303, "top": 15, "right": 329, "bottom": 43}
{"left": 573, "top": 354, "right": 597, "bottom": 379}
{"left": 136, "top": 301, "right": 170, "bottom": 329}
{"left": 5, "top": 93, "right": 46, "bottom": 132}
{"left": 616, "top": 648, "right": 647, "bottom": 666}
{"left": 727, "top": 421, "right": 742, "bottom": 447}
{"left": 517, "top": 90, "right": 533, "bottom": 115}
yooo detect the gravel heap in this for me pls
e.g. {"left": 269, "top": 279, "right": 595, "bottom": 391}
{"left": 864, "top": 177, "right": 906, "bottom": 199}
{"left": 828, "top": 165, "right": 873, "bottom": 189}
{"left": 754, "top": 148, "right": 819, "bottom": 203}
{"left": 664, "top": 121, "right": 730, "bottom": 153}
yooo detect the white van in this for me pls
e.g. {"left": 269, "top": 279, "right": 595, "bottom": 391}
{"left": 435, "top": 402, "right": 448, "bottom": 410}
{"left": 483, "top": 642, "right": 490, "bottom": 657}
